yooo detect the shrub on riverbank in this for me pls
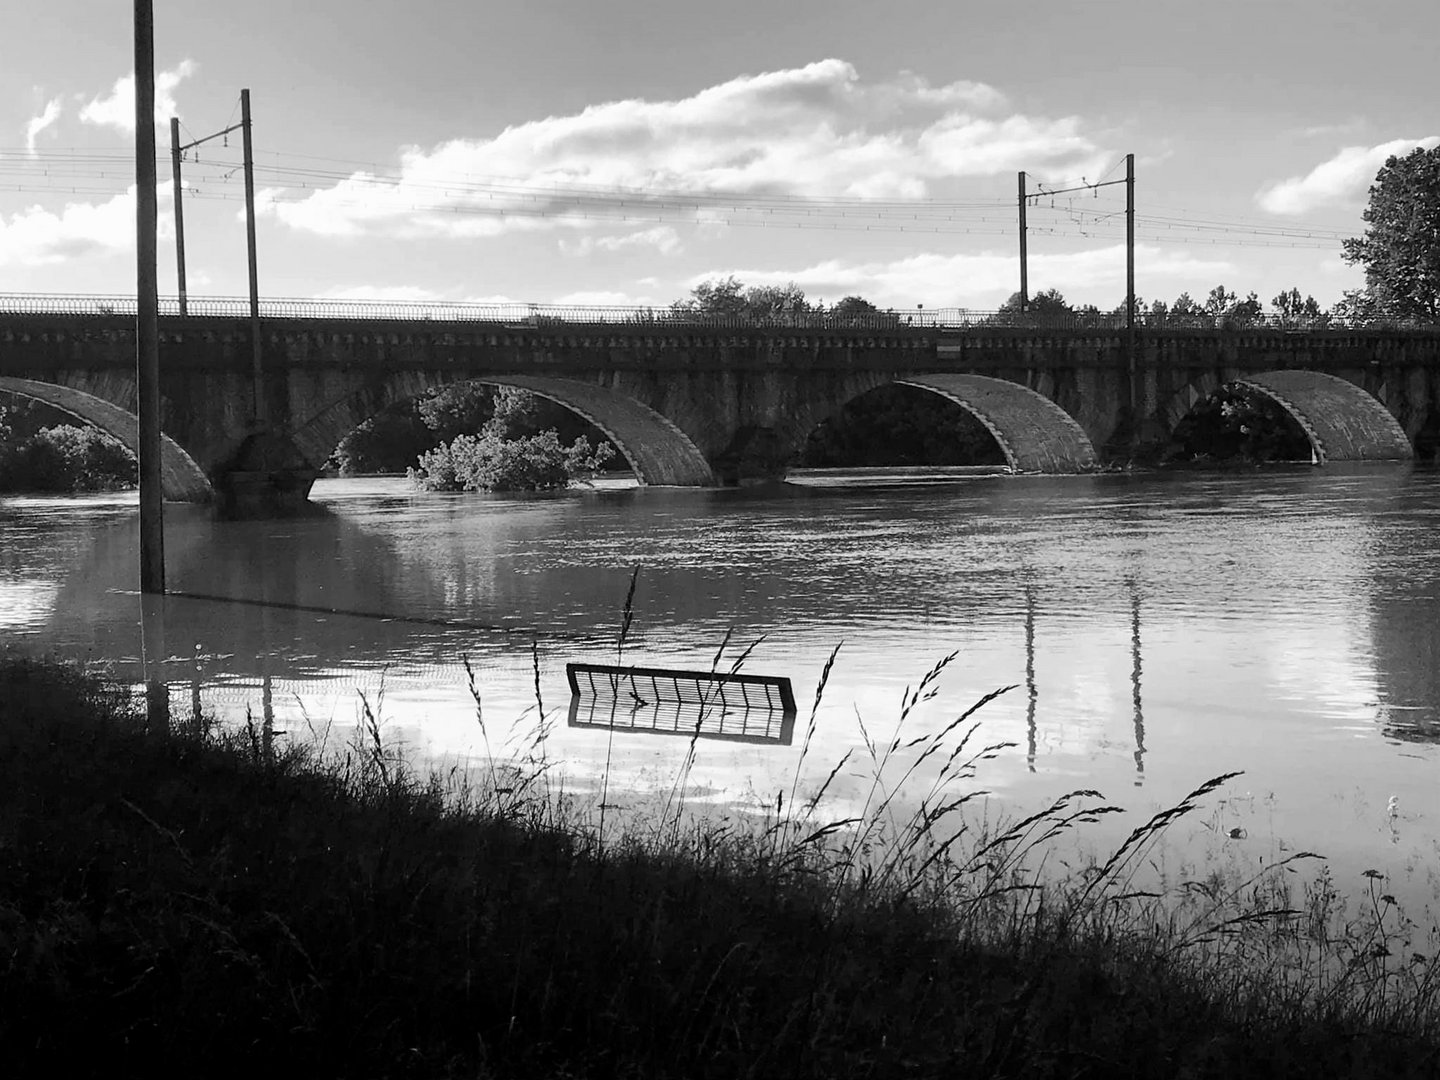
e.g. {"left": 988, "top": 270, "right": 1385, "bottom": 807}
{"left": 1, "top": 655, "right": 1437, "bottom": 1078}
{"left": 0, "top": 421, "right": 137, "bottom": 493}
{"left": 409, "top": 427, "right": 614, "bottom": 492}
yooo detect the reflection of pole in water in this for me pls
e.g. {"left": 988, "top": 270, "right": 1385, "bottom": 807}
{"left": 190, "top": 644, "right": 203, "bottom": 732}
{"left": 140, "top": 593, "right": 170, "bottom": 734}
{"left": 1025, "top": 583, "right": 1037, "bottom": 772}
{"left": 261, "top": 671, "right": 275, "bottom": 761}
{"left": 1130, "top": 578, "right": 1146, "bottom": 784}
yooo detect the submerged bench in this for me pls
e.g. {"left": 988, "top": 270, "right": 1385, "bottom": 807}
{"left": 566, "top": 662, "right": 797, "bottom": 745}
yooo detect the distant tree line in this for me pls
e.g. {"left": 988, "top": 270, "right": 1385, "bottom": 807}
{"left": 989, "top": 283, "right": 1334, "bottom": 329}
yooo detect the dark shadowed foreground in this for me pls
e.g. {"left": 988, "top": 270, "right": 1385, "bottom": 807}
{"left": 1, "top": 656, "right": 1436, "bottom": 1079}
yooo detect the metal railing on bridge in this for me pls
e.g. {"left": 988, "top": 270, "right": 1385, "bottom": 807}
{"left": 2, "top": 293, "right": 1438, "bottom": 333}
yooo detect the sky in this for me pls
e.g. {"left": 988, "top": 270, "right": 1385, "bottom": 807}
{"left": 3, "top": 0, "right": 1438, "bottom": 313}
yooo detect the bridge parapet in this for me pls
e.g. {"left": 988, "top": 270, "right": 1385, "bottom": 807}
{"left": 6, "top": 292, "right": 1440, "bottom": 333}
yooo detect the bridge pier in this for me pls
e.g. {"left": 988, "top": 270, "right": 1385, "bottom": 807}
{"left": 213, "top": 467, "right": 318, "bottom": 518}
{"left": 212, "top": 431, "right": 318, "bottom": 518}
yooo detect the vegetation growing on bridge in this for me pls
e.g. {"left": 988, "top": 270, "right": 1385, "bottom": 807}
{"left": 3, "top": 653, "right": 1438, "bottom": 1078}
{"left": 0, "top": 399, "right": 136, "bottom": 494}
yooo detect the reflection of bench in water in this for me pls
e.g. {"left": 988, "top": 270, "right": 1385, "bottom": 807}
{"left": 566, "top": 662, "right": 797, "bottom": 746}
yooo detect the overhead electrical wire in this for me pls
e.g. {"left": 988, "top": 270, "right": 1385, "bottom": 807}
{"left": 0, "top": 145, "right": 1358, "bottom": 249}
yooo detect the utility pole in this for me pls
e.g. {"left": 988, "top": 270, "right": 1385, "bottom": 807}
{"left": 170, "top": 117, "right": 188, "bottom": 316}
{"left": 1017, "top": 171, "right": 1028, "bottom": 315}
{"left": 1125, "top": 153, "right": 1136, "bottom": 333}
{"left": 1125, "top": 152, "right": 1138, "bottom": 445}
{"left": 134, "top": 0, "right": 164, "bottom": 595}
{"left": 241, "top": 88, "right": 264, "bottom": 424}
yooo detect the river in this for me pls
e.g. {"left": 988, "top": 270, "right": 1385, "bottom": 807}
{"left": 3, "top": 466, "right": 1438, "bottom": 914}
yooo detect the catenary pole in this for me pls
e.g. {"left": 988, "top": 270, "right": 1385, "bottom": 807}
{"left": 1125, "top": 152, "right": 1137, "bottom": 440}
{"left": 241, "top": 88, "right": 264, "bottom": 423}
{"left": 134, "top": 0, "right": 165, "bottom": 594}
{"left": 1126, "top": 153, "right": 1136, "bottom": 334}
{"left": 170, "top": 117, "right": 187, "bottom": 316}
{"left": 1017, "top": 171, "right": 1028, "bottom": 314}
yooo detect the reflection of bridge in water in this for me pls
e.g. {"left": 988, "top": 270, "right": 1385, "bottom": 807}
{"left": 14, "top": 467, "right": 1438, "bottom": 766}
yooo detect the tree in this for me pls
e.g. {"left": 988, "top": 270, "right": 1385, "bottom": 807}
{"left": 1169, "top": 385, "right": 1312, "bottom": 464}
{"left": 1170, "top": 292, "right": 1203, "bottom": 317}
{"left": 0, "top": 424, "right": 137, "bottom": 492}
{"left": 1342, "top": 145, "right": 1440, "bottom": 318}
{"left": 409, "top": 428, "right": 614, "bottom": 492}
{"left": 416, "top": 383, "right": 500, "bottom": 437}
{"left": 679, "top": 276, "right": 748, "bottom": 315}
{"left": 825, "top": 294, "right": 901, "bottom": 328}
{"left": 676, "top": 277, "right": 814, "bottom": 320}
{"left": 330, "top": 407, "right": 434, "bottom": 475}
{"left": 1271, "top": 288, "right": 1326, "bottom": 327}
{"left": 741, "top": 282, "right": 811, "bottom": 317}
{"left": 1331, "top": 287, "right": 1385, "bottom": 323}
{"left": 828, "top": 295, "right": 880, "bottom": 318}
{"left": 1200, "top": 285, "right": 1262, "bottom": 328}
{"left": 994, "top": 288, "right": 1073, "bottom": 323}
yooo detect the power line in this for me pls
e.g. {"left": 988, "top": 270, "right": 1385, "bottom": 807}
{"left": 1, "top": 145, "right": 1361, "bottom": 250}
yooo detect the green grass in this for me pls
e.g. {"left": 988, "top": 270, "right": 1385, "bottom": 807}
{"left": 1, "top": 652, "right": 1438, "bottom": 1079}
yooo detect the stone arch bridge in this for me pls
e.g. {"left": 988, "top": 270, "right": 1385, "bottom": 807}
{"left": 1, "top": 310, "right": 1436, "bottom": 514}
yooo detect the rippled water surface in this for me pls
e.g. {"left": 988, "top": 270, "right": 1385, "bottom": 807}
{"left": 4, "top": 467, "right": 1438, "bottom": 908}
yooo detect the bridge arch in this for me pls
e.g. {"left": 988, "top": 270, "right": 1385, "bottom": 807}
{"left": 1164, "top": 370, "right": 1413, "bottom": 463}
{"left": 892, "top": 374, "right": 1098, "bottom": 472}
{"left": 0, "top": 376, "right": 212, "bottom": 501}
{"left": 290, "top": 372, "right": 715, "bottom": 486}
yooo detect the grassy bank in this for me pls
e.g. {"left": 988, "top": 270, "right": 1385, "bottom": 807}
{"left": 1, "top": 655, "right": 1437, "bottom": 1078}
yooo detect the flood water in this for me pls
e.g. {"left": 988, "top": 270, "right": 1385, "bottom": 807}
{"left": 4, "top": 467, "right": 1438, "bottom": 913}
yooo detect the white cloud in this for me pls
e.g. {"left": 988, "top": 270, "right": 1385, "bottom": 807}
{"left": 559, "top": 225, "right": 682, "bottom": 257}
{"left": 1297, "top": 119, "right": 1367, "bottom": 140}
{"left": 0, "top": 184, "right": 173, "bottom": 267}
{"left": 1258, "top": 136, "right": 1440, "bottom": 215}
{"left": 79, "top": 60, "right": 198, "bottom": 133}
{"left": 552, "top": 289, "right": 665, "bottom": 307}
{"left": 24, "top": 97, "right": 62, "bottom": 153}
{"left": 691, "top": 244, "right": 1235, "bottom": 310}
{"left": 263, "top": 59, "right": 1108, "bottom": 240}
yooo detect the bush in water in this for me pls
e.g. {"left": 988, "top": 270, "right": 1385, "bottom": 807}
{"left": 0, "top": 423, "right": 138, "bottom": 492}
{"left": 409, "top": 428, "right": 615, "bottom": 492}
